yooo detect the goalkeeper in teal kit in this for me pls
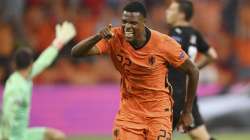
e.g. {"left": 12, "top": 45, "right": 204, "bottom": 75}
{"left": 0, "top": 21, "right": 76, "bottom": 140}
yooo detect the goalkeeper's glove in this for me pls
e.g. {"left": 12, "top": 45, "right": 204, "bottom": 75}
{"left": 52, "top": 21, "right": 76, "bottom": 49}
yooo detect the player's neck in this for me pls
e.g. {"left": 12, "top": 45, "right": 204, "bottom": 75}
{"left": 18, "top": 69, "right": 30, "bottom": 79}
{"left": 137, "top": 29, "right": 147, "bottom": 46}
{"left": 173, "top": 20, "right": 190, "bottom": 27}
{"left": 131, "top": 29, "right": 147, "bottom": 48}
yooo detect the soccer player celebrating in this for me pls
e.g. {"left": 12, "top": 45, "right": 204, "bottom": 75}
{"left": 0, "top": 21, "right": 76, "bottom": 140}
{"left": 72, "top": 1, "right": 199, "bottom": 140}
{"left": 166, "top": 1, "right": 217, "bottom": 140}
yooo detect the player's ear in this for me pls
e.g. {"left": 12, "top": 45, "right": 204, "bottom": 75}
{"left": 139, "top": 14, "right": 145, "bottom": 23}
{"left": 141, "top": 16, "right": 146, "bottom": 24}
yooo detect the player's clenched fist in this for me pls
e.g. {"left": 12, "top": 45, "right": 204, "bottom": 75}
{"left": 98, "top": 24, "right": 113, "bottom": 40}
{"left": 177, "top": 111, "right": 194, "bottom": 133}
{"left": 53, "top": 21, "right": 76, "bottom": 49}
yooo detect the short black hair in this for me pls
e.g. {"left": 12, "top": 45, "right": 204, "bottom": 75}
{"left": 14, "top": 47, "right": 34, "bottom": 70}
{"left": 123, "top": 1, "right": 147, "bottom": 18}
{"left": 176, "top": 0, "right": 194, "bottom": 21}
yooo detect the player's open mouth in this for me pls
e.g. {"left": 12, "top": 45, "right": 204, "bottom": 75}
{"left": 125, "top": 31, "right": 134, "bottom": 38}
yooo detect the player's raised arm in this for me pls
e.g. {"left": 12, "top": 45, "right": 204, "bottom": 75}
{"left": 71, "top": 24, "right": 113, "bottom": 57}
{"left": 30, "top": 21, "right": 76, "bottom": 79}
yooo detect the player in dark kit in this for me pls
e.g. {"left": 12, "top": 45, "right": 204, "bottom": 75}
{"left": 165, "top": 1, "right": 217, "bottom": 140}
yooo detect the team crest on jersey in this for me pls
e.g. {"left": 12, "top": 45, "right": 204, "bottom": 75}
{"left": 148, "top": 55, "right": 156, "bottom": 66}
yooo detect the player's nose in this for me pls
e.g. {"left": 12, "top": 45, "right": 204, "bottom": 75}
{"left": 125, "top": 23, "right": 132, "bottom": 29}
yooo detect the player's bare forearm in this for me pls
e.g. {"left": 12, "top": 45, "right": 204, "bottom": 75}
{"left": 71, "top": 34, "right": 102, "bottom": 57}
{"left": 71, "top": 24, "right": 113, "bottom": 57}
{"left": 179, "top": 59, "right": 199, "bottom": 113}
{"left": 71, "top": 24, "right": 114, "bottom": 57}
{"left": 197, "top": 47, "right": 217, "bottom": 69}
{"left": 197, "top": 56, "right": 212, "bottom": 69}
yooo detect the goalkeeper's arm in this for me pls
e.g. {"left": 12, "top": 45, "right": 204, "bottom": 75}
{"left": 30, "top": 21, "right": 76, "bottom": 79}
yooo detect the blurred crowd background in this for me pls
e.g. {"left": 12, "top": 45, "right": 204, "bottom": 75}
{"left": 0, "top": 0, "right": 250, "bottom": 93}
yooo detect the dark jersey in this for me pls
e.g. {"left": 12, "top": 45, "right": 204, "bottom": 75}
{"left": 168, "top": 26, "right": 210, "bottom": 95}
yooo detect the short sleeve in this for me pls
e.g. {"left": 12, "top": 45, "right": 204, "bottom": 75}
{"left": 96, "top": 27, "right": 119, "bottom": 54}
{"left": 195, "top": 32, "right": 210, "bottom": 53}
{"left": 164, "top": 37, "right": 189, "bottom": 68}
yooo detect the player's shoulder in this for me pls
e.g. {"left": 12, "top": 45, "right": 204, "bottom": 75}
{"left": 150, "top": 29, "right": 181, "bottom": 52}
{"left": 5, "top": 72, "right": 23, "bottom": 87}
{"left": 4, "top": 73, "right": 24, "bottom": 93}
{"left": 6, "top": 73, "right": 17, "bottom": 84}
{"left": 186, "top": 27, "right": 208, "bottom": 45}
{"left": 172, "top": 26, "right": 198, "bottom": 35}
{"left": 170, "top": 27, "right": 184, "bottom": 35}
{"left": 4, "top": 74, "right": 17, "bottom": 92}
{"left": 171, "top": 26, "right": 204, "bottom": 42}
{"left": 150, "top": 28, "right": 175, "bottom": 43}
{"left": 183, "top": 26, "right": 203, "bottom": 38}
{"left": 169, "top": 27, "right": 185, "bottom": 44}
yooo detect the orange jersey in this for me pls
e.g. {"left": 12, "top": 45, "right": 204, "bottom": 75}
{"left": 96, "top": 27, "right": 188, "bottom": 118}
